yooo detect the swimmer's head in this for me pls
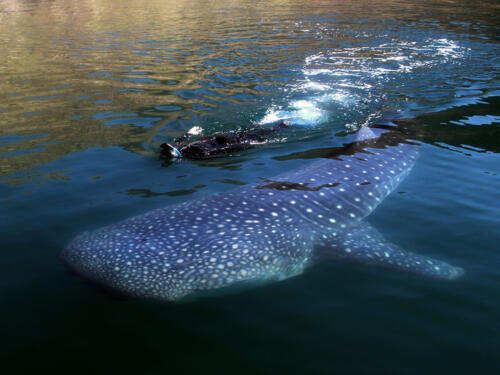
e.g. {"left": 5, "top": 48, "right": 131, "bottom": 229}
{"left": 160, "top": 143, "right": 182, "bottom": 159}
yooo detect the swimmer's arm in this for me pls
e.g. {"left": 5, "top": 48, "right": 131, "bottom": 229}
{"left": 250, "top": 120, "right": 293, "bottom": 137}
{"left": 174, "top": 126, "right": 203, "bottom": 145}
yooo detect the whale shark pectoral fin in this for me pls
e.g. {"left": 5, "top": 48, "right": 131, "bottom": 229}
{"left": 314, "top": 222, "right": 464, "bottom": 279}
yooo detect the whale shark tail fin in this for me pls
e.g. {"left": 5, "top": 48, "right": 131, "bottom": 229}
{"left": 314, "top": 222, "right": 464, "bottom": 280}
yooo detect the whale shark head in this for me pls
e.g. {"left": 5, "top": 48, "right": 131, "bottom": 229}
{"left": 62, "top": 227, "right": 193, "bottom": 300}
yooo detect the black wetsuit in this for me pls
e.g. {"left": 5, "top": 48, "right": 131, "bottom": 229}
{"left": 160, "top": 120, "right": 291, "bottom": 160}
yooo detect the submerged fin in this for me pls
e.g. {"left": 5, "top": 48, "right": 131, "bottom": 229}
{"left": 314, "top": 222, "right": 463, "bottom": 279}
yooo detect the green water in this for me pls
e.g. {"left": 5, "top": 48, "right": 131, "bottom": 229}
{"left": 1, "top": 0, "right": 499, "bottom": 373}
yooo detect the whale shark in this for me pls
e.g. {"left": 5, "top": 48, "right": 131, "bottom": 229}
{"left": 61, "top": 118, "right": 463, "bottom": 301}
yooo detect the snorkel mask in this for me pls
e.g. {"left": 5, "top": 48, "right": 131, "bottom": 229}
{"left": 160, "top": 143, "right": 182, "bottom": 159}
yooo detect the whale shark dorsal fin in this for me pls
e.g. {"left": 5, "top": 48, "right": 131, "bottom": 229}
{"left": 314, "top": 222, "right": 463, "bottom": 279}
{"left": 355, "top": 126, "right": 377, "bottom": 141}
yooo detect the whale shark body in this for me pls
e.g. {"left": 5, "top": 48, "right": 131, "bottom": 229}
{"left": 61, "top": 119, "right": 463, "bottom": 301}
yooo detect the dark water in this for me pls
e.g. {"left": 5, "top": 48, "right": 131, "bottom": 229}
{"left": 1, "top": 0, "right": 499, "bottom": 373}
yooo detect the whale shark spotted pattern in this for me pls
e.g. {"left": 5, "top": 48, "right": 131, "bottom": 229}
{"left": 61, "top": 119, "right": 463, "bottom": 301}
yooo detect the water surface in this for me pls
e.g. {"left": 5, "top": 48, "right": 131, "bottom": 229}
{"left": 1, "top": 0, "right": 499, "bottom": 373}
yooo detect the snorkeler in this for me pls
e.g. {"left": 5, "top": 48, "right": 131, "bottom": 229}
{"left": 160, "top": 120, "right": 292, "bottom": 160}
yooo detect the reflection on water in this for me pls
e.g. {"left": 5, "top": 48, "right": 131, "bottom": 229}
{"left": 274, "top": 98, "right": 500, "bottom": 161}
{"left": 420, "top": 96, "right": 500, "bottom": 154}
{"left": 1, "top": 0, "right": 499, "bottom": 183}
